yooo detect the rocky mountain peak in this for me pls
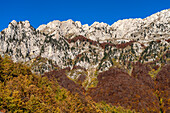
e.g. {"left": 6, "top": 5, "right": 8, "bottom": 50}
{"left": 0, "top": 9, "right": 169, "bottom": 74}
{"left": 10, "top": 20, "right": 17, "bottom": 26}
{"left": 145, "top": 9, "right": 170, "bottom": 22}
{"left": 0, "top": 9, "right": 169, "bottom": 113}
{"left": 35, "top": 9, "right": 169, "bottom": 42}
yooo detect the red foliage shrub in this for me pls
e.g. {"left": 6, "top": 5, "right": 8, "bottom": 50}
{"left": 66, "top": 35, "right": 138, "bottom": 50}
{"left": 100, "top": 42, "right": 115, "bottom": 49}
{"left": 140, "top": 43, "right": 146, "bottom": 48}
{"left": 116, "top": 41, "right": 136, "bottom": 49}
{"left": 156, "top": 40, "right": 161, "bottom": 43}
{"left": 66, "top": 35, "right": 116, "bottom": 49}
{"left": 131, "top": 62, "right": 155, "bottom": 89}
{"left": 87, "top": 67, "right": 160, "bottom": 112}
{"left": 165, "top": 39, "right": 170, "bottom": 43}
{"left": 43, "top": 68, "right": 86, "bottom": 97}
{"left": 67, "top": 35, "right": 98, "bottom": 46}
{"left": 72, "top": 65, "right": 86, "bottom": 71}
{"left": 155, "top": 64, "right": 170, "bottom": 112}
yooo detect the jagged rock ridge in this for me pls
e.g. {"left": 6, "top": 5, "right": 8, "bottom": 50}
{"left": 0, "top": 9, "right": 169, "bottom": 74}
{"left": 37, "top": 9, "right": 170, "bottom": 42}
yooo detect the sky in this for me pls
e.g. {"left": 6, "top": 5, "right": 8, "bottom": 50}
{"left": 0, "top": 0, "right": 169, "bottom": 31}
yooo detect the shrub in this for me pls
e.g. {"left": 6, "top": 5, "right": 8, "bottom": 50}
{"left": 87, "top": 67, "right": 160, "bottom": 112}
{"left": 155, "top": 64, "right": 170, "bottom": 113}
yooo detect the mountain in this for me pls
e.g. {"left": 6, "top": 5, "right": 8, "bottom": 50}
{"left": 37, "top": 9, "right": 170, "bottom": 42}
{"left": 0, "top": 9, "right": 169, "bottom": 74}
{"left": 0, "top": 9, "right": 170, "bottom": 113}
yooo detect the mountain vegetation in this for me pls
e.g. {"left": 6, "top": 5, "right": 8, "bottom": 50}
{"left": 0, "top": 55, "right": 136, "bottom": 113}
{"left": 0, "top": 9, "right": 169, "bottom": 112}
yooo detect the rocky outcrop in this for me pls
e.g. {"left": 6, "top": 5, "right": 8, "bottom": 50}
{"left": 0, "top": 20, "right": 45, "bottom": 62}
{"left": 37, "top": 9, "right": 170, "bottom": 42}
{"left": 0, "top": 9, "right": 169, "bottom": 74}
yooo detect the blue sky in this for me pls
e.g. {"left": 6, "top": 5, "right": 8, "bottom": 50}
{"left": 0, "top": 0, "right": 169, "bottom": 31}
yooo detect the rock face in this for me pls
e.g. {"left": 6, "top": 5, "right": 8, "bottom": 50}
{"left": 88, "top": 67, "right": 160, "bottom": 112}
{"left": 0, "top": 9, "right": 169, "bottom": 74}
{"left": 37, "top": 9, "right": 170, "bottom": 42}
{"left": 0, "top": 20, "right": 45, "bottom": 62}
